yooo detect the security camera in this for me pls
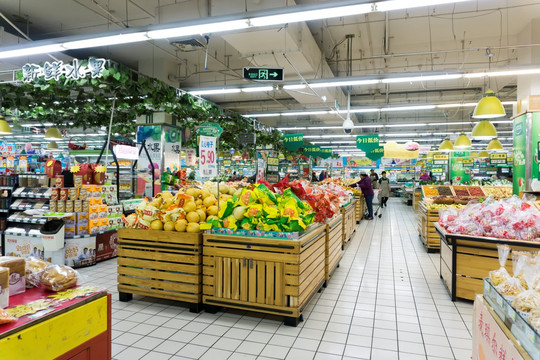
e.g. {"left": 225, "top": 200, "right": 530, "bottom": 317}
{"left": 343, "top": 117, "right": 354, "bottom": 134}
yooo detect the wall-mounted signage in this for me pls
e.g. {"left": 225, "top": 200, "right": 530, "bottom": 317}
{"left": 22, "top": 58, "right": 107, "bottom": 83}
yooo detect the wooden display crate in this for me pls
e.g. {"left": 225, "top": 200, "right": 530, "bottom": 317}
{"left": 354, "top": 194, "right": 364, "bottom": 223}
{"left": 413, "top": 189, "right": 421, "bottom": 210}
{"left": 117, "top": 228, "right": 203, "bottom": 312}
{"left": 436, "top": 224, "right": 540, "bottom": 301}
{"left": 326, "top": 214, "right": 343, "bottom": 282}
{"left": 417, "top": 202, "right": 440, "bottom": 251}
{"left": 341, "top": 201, "right": 356, "bottom": 247}
{"left": 202, "top": 224, "right": 326, "bottom": 326}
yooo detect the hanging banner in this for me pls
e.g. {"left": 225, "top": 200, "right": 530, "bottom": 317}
{"left": 185, "top": 149, "right": 197, "bottom": 166}
{"left": 366, "top": 146, "right": 384, "bottom": 161}
{"left": 513, "top": 114, "right": 527, "bottom": 195}
{"left": 356, "top": 134, "right": 379, "bottom": 152}
{"left": 199, "top": 136, "right": 217, "bottom": 178}
{"left": 283, "top": 133, "right": 304, "bottom": 151}
{"left": 489, "top": 153, "right": 507, "bottom": 166}
{"left": 319, "top": 148, "right": 333, "bottom": 159}
{"left": 450, "top": 151, "right": 470, "bottom": 183}
{"left": 303, "top": 144, "right": 321, "bottom": 157}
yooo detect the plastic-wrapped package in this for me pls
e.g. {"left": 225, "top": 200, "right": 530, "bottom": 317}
{"left": 512, "top": 291, "right": 540, "bottom": 314}
{"left": 0, "top": 267, "right": 8, "bottom": 308}
{"left": 40, "top": 264, "right": 80, "bottom": 292}
{"left": 489, "top": 245, "right": 511, "bottom": 286}
{"left": 25, "top": 257, "right": 50, "bottom": 288}
{"left": 0, "top": 307, "right": 16, "bottom": 324}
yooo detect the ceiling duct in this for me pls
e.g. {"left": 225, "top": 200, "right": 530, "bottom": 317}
{"left": 170, "top": 36, "right": 207, "bottom": 52}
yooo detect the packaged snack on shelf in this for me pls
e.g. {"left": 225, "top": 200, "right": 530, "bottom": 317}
{"left": 89, "top": 197, "right": 102, "bottom": 205}
{"left": 89, "top": 219, "right": 100, "bottom": 234}
{"left": 78, "top": 187, "right": 88, "bottom": 200}
{"left": 0, "top": 257, "right": 25, "bottom": 296}
{"left": 65, "top": 200, "right": 74, "bottom": 213}
{"left": 57, "top": 200, "right": 65, "bottom": 213}
{"left": 100, "top": 218, "right": 108, "bottom": 232}
{"left": 40, "top": 264, "right": 79, "bottom": 291}
{"left": 25, "top": 257, "right": 49, "bottom": 288}
{"left": 51, "top": 188, "right": 59, "bottom": 201}
{"left": 0, "top": 307, "right": 16, "bottom": 324}
{"left": 74, "top": 200, "right": 82, "bottom": 212}
{"left": 65, "top": 225, "right": 76, "bottom": 238}
{"left": 68, "top": 187, "right": 78, "bottom": 200}
{"left": 59, "top": 188, "right": 69, "bottom": 201}
{"left": 0, "top": 266, "right": 8, "bottom": 308}
{"left": 89, "top": 205, "right": 99, "bottom": 219}
{"left": 49, "top": 200, "right": 57, "bottom": 212}
{"left": 99, "top": 204, "right": 107, "bottom": 218}
{"left": 489, "top": 245, "right": 511, "bottom": 286}
{"left": 77, "top": 218, "right": 89, "bottom": 236}
{"left": 55, "top": 175, "right": 64, "bottom": 188}
{"left": 76, "top": 212, "right": 89, "bottom": 222}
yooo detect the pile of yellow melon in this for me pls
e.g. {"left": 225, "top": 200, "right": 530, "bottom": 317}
{"left": 123, "top": 184, "right": 241, "bottom": 233}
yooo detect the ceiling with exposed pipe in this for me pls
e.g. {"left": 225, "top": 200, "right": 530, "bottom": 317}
{"left": 0, "top": 0, "right": 539, "bottom": 153}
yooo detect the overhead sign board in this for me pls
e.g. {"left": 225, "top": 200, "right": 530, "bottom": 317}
{"left": 243, "top": 67, "right": 284, "bottom": 81}
{"left": 22, "top": 58, "right": 107, "bottom": 83}
{"left": 489, "top": 153, "right": 507, "bottom": 165}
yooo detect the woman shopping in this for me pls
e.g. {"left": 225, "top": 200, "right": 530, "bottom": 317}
{"left": 378, "top": 171, "right": 391, "bottom": 208}
{"left": 352, "top": 172, "right": 374, "bottom": 220}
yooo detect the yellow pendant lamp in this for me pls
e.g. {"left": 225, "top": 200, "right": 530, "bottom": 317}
{"left": 0, "top": 116, "right": 12, "bottom": 135}
{"left": 44, "top": 127, "right": 62, "bottom": 140}
{"left": 471, "top": 120, "right": 497, "bottom": 140}
{"left": 470, "top": 152, "right": 479, "bottom": 158}
{"left": 487, "top": 138, "right": 503, "bottom": 150}
{"left": 472, "top": 90, "right": 506, "bottom": 119}
{"left": 478, "top": 150, "right": 489, "bottom": 158}
{"left": 439, "top": 137, "right": 454, "bottom": 151}
{"left": 454, "top": 132, "right": 471, "bottom": 148}
{"left": 47, "top": 141, "right": 59, "bottom": 149}
{"left": 231, "top": 150, "right": 242, "bottom": 160}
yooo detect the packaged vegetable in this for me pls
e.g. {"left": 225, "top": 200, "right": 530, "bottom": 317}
{"left": 489, "top": 245, "right": 511, "bottom": 286}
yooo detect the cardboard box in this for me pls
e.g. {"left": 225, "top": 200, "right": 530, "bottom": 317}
{"left": 0, "top": 256, "right": 25, "bottom": 296}
{"left": 89, "top": 219, "right": 100, "bottom": 234}
{"left": 77, "top": 222, "right": 89, "bottom": 236}
{"left": 99, "top": 204, "right": 108, "bottom": 218}
{"left": 96, "top": 231, "right": 118, "bottom": 262}
{"left": 65, "top": 236, "right": 96, "bottom": 268}
{"left": 89, "top": 205, "right": 100, "bottom": 219}
{"left": 4, "top": 233, "right": 44, "bottom": 259}
{"left": 65, "top": 225, "right": 76, "bottom": 238}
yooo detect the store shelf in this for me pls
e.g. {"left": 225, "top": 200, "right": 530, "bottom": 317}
{"left": 0, "top": 209, "right": 9, "bottom": 213}
{"left": 7, "top": 216, "right": 47, "bottom": 225}
{"left": 13, "top": 188, "right": 51, "bottom": 199}
{"left": 0, "top": 186, "right": 15, "bottom": 190}
{"left": 10, "top": 205, "right": 49, "bottom": 211}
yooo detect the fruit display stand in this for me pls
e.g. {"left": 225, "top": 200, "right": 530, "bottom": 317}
{"left": 202, "top": 224, "right": 326, "bottom": 326}
{"left": 413, "top": 188, "right": 421, "bottom": 210}
{"left": 341, "top": 199, "right": 356, "bottom": 247}
{"left": 417, "top": 202, "right": 441, "bottom": 251}
{"left": 354, "top": 194, "right": 364, "bottom": 223}
{"left": 325, "top": 214, "right": 343, "bottom": 282}
{"left": 435, "top": 223, "right": 540, "bottom": 301}
{"left": 0, "top": 286, "right": 111, "bottom": 360}
{"left": 117, "top": 228, "right": 203, "bottom": 312}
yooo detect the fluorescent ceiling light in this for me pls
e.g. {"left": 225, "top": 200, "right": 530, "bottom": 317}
{"left": 464, "top": 68, "right": 540, "bottom": 78}
{"left": 375, "top": 0, "right": 470, "bottom": 12}
{"left": 436, "top": 103, "right": 477, "bottom": 108}
{"left": 244, "top": 113, "right": 280, "bottom": 117}
{"left": 277, "top": 127, "right": 307, "bottom": 130}
{"left": 63, "top": 33, "right": 149, "bottom": 49}
{"left": 0, "top": 44, "right": 64, "bottom": 59}
{"left": 381, "top": 105, "right": 436, "bottom": 112}
{"left": 339, "top": 108, "right": 380, "bottom": 114}
{"left": 281, "top": 111, "right": 329, "bottom": 116}
{"left": 381, "top": 74, "right": 461, "bottom": 84}
{"left": 241, "top": 86, "right": 273, "bottom": 93}
{"left": 283, "top": 84, "right": 307, "bottom": 90}
{"left": 427, "top": 122, "right": 470, "bottom": 126}
{"left": 147, "top": 20, "right": 249, "bottom": 39}
{"left": 189, "top": 88, "right": 241, "bottom": 95}
{"left": 385, "top": 123, "right": 427, "bottom": 128}
{"left": 382, "top": 133, "right": 418, "bottom": 137}
{"left": 310, "top": 79, "right": 379, "bottom": 88}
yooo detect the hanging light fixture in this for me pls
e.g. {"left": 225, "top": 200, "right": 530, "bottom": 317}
{"left": 478, "top": 150, "right": 489, "bottom": 158}
{"left": 487, "top": 138, "right": 503, "bottom": 150}
{"left": 454, "top": 132, "right": 471, "bottom": 148}
{"left": 472, "top": 90, "right": 506, "bottom": 119}
{"left": 231, "top": 150, "right": 242, "bottom": 160}
{"left": 44, "top": 127, "right": 62, "bottom": 140}
{"left": 439, "top": 137, "right": 454, "bottom": 151}
{"left": 470, "top": 152, "right": 479, "bottom": 158}
{"left": 471, "top": 120, "right": 497, "bottom": 140}
{"left": 0, "top": 116, "right": 12, "bottom": 135}
{"left": 47, "top": 141, "right": 59, "bottom": 149}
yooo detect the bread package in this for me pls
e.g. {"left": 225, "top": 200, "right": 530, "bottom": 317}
{"left": 40, "top": 264, "right": 79, "bottom": 292}
{"left": 0, "top": 267, "right": 8, "bottom": 308}
{"left": 25, "top": 257, "right": 50, "bottom": 288}
{"left": 0, "top": 256, "right": 26, "bottom": 296}
{"left": 0, "top": 307, "right": 16, "bottom": 325}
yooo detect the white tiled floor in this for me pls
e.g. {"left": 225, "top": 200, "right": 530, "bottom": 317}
{"left": 78, "top": 200, "right": 473, "bottom": 360}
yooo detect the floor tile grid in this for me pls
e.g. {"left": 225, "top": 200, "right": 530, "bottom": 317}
{"left": 395, "top": 203, "right": 473, "bottom": 359}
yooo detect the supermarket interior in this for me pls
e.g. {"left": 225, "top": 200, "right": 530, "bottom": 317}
{"left": 1, "top": 1, "right": 540, "bottom": 359}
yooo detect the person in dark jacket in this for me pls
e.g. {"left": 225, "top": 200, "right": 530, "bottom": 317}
{"left": 318, "top": 170, "right": 327, "bottom": 182}
{"left": 311, "top": 171, "right": 318, "bottom": 182}
{"left": 353, "top": 172, "right": 374, "bottom": 220}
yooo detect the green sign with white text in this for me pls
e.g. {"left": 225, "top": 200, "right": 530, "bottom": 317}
{"left": 283, "top": 133, "right": 304, "bottom": 151}
{"left": 303, "top": 145, "right": 321, "bottom": 157}
{"left": 366, "top": 146, "right": 384, "bottom": 161}
{"left": 356, "top": 134, "right": 379, "bottom": 152}
{"left": 320, "top": 148, "right": 333, "bottom": 159}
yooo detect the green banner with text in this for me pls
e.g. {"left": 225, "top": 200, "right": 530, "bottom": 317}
{"left": 319, "top": 148, "right": 333, "bottom": 159}
{"left": 303, "top": 144, "right": 321, "bottom": 157}
{"left": 283, "top": 133, "right": 304, "bottom": 151}
{"left": 356, "top": 134, "right": 379, "bottom": 152}
{"left": 366, "top": 146, "right": 384, "bottom": 161}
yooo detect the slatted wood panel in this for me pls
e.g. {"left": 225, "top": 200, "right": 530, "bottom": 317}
{"left": 418, "top": 203, "right": 440, "bottom": 250}
{"left": 341, "top": 201, "right": 356, "bottom": 247}
{"left": 413, "top": 189, "right": 421, "bottom": 210}
{"left": 202, "top": 224, "right": 326, "bottom": 322}
{"left": 117, "top": 229, "right": 202, "bottom": 306}
{"left": 354, "top": 194, "right": 364, "bottom": 223}
{"left": 326, "top": 215, "right": 343, "bottom": 281}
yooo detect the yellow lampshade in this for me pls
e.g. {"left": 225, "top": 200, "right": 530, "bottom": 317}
{"left": 44, "top": 127, "right": 62, "bottom": 140}
{"left": 478, "top": 150, "right": 489, "bottom": 158}
{"left": 472, "top": 90, "right": 506, "bottom": 119}
{"left": 454, "top": 132, "right": 471, "bottom": 148}
{"left": 439, "top": 137, "right": 454, "bottom": 151}
{"left": 487, "top": 138, "right": 503, "bottom": 150}
{"left": 470, "top": 152, "right": 479, "bottom": 158}
{"left": 278, "top": 153, "right": 285, "bottom": 159}
{"left": 232, "top": 150, "right": 242, "bottom": 160}
{"left": 47, "top": 141, "right": 59, "bottom": 149}
{"left": 0, "top": 116, "right": 12, "bottom": 135}
{"left": 471, "top": 120, "right": 497, "bottom": 140}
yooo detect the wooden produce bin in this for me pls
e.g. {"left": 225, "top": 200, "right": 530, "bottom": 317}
{"left": 354, "top": 194, "right": 365, "bottom": 223}
{"left": 413, "top": 188, "right": 421, "bottom": 210}
{"left": 417, "top": 202, "right": 441, "bottom": 251}
{"left": 326, "top": 214, "right": 343, "bottom": 282}
{"left": 117, "top": 228, "right": 203, "bottom": 312}
{"left": 0, "top": 287, "right": 111, "bottom": 360}
{"left": 435, "top": 224, "right": 540, "bottom": 301}
{"left": 202, "top": 224, "right": 326, "bottom": 326}
{"left": 341, "top": 200, "right": 356, "bottom": 247}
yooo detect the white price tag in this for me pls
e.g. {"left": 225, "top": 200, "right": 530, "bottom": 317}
{"left": 199, "top": 135, "right": 217, "bottom": 178}
{"left": 526, "top": 326, "right": 536, "bottom": 342}
{"left": 496, "top": 294, "right": 503, "bottom": 307}
{"left": 507, "top": 305, "right": 516, "bottom": 321}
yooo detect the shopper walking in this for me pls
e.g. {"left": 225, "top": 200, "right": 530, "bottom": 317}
{"left": 319, "top": 170, "right": 327, "bottom": 182}
{"left": 311, "top": 171, "right": 318, "bottom": 182}
{"left": 378, "top": 171, "right": 391, "bottom": 208}
{"left": 352, "top": 172, "right": 374, "bottom": 220}
{"left": 370, "top": 169, "right": 379, "bottom": 189}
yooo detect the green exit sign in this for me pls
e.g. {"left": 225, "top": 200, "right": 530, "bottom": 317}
{"left": 243, "top": 67, "right": 284, "bottom": 81}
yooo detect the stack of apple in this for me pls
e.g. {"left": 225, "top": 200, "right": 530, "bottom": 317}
{"left": 122, "top": 184, "right": 243, "bottom": 233}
